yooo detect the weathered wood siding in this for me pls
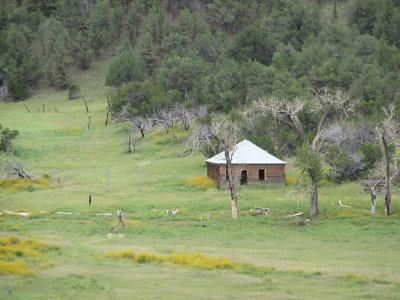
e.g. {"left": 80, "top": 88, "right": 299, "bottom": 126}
{"left": 207, "top": 163, "right": 286, "bottom": 187}
{"left": 207, "top": 163, "right": 221, "bottom": 185}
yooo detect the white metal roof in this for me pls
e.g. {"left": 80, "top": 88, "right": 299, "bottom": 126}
{"left": 205, "top": 140, "right": 287, "bottom": 165}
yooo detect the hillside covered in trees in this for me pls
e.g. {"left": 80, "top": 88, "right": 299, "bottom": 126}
{"left": 1, "top": 0, "right": 400, "bottom": 109}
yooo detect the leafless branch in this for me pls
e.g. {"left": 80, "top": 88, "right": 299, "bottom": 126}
{"left": 2, "top": 159, "right": 32, "bottom": 179}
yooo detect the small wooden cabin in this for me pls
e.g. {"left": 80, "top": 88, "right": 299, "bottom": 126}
{"left": 206, "top": 140, "right": 286, "bottom": 187}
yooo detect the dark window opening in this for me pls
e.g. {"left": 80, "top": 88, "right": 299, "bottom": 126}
{"left": 241, "top": 170, "right": 247, "bottom": 185}
{"left": 259, "top": 169, "right": 265, "bottom": 181}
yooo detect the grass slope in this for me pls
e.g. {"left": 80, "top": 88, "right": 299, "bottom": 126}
{"left": 1, "top": 59, "right": 400, "bottom": 299}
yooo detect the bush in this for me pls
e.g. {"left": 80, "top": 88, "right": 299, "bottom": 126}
{"left": 0, "top": 124, "right": 19, "bottom": 152}
{"left": 325, "top": 146, "right": 365, "bottom": 181}
{"left": 68, "top": 84, "right": 80, "bottom": 100}
{"left": 185, "top": 176, "right": 217, "bottom": 190}
{"left": 105, "top": 51, "right": 147, "bottom": 87}
{"left": 8, "top": 72, "right": 29, "bottom": 100}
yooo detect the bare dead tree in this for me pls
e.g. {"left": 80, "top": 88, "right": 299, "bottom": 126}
{"left": 153, "top": 105, "right": 194, "bottom": 132}
{"left": 114, "top": 106, "right": 152, "bottom": 138}
{"left": 174, "top": 105, "right": 194, "bottom": 130}
{"left": 189, "top": 115, "right": 241, "bottom": 219}
{"left": 375, "top": 105, "right": 400, "bottom": 216}
{"left": 122, "top": 130, "right": 139, "bottom": 153}
{"left": 152, "top": 109, "right": 176, "bottom": 132}
{"left": 2, "top": 159, "right": 32, "bottom": 179}
{"left": 362, "top": 160, "right": 399, "bottom": 214}
{"left": 250, "top": 88, "right": 358, "bottom": 216}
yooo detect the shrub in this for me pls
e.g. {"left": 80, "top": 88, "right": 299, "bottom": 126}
{"left": 0, "top": 124, "right": 19, "bottom": 153}
{"left": 325, "top": 145, "right": 365, "bottom": 182}
{"left": 68, "top": 84, "right": 80, "bottom": 100}
{"left": 105, "top": 51, "right": 147, "bottom": 87}
{"left": 185, "top": 176, "right": 217, "bottom": 190}
{"left": 8, "top": 72, "right": 29, "bottom": 100}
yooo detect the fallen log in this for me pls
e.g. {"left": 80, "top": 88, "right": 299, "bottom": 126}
{"left": 4, "top": 210, "right": 30, "bottom": 217}
{"left": 56, "top": 212, "right": 81, "bottom": 215}
{"left": 94, "top": 213, "right": 113, "bottom": 216}
{"left": 287, "top": 212, "right": 304, "bottom": 217}
{"left": 338, "top": 200, "right": 351, "bottom": 208}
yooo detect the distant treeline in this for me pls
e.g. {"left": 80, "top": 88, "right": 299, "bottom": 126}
{"left": 1, "top": 0, "right": 400, "bottom": 116}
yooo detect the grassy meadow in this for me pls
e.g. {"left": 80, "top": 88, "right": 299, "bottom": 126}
{"left": 1, "top": 60, "right": 400, "bottom": 299}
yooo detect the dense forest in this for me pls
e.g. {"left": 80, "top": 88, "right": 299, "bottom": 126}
{"left": 1, "top": 0, "right": 399, "bottom": 107}
{"left": 1, "top": 0, "right": 400, "bottom": 186}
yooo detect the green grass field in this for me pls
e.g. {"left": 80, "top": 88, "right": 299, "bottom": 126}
{"left": 1, "top": 60, "right": 400, "bottom": 299}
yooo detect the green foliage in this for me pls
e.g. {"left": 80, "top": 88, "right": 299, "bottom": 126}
{"left": 110, "top": 81, "right": 153, "bottom": 117}
{"left": 68, "top": 84, "right": 80, "bottom": 100}
{"left": 0, "top": 123, "right": 19, "bottom": 153}
{"left": 205, "top": 59, "right": 245, "bottom": 112}
{"left": 135, "top": 4, "right": 169, "bottom": 71}
{"left": 350, "top": 0, "right": 379, "bottom": 35}
{"left": 1, "top": 0, "right": 400, "bottom": 116}
{"left": 358, "top": 143, "right": 381, "bottom": 169}
{"left": 159, "top": 54, "right": 204, "bottom": 102}
{"left": 8, "top": 71, "right": 29, "bottom": 100}
{"left": 295, "top": 144, "right": 323, "bottom": 183}
{"left": 247, "top": 134, "right": 276, "bottom": 156}
{"left": 229, "top": 21, "right": 276, "bottom": 66}
{"left": 200, "top": 137, "right": 220, "bottom": 158}
{"left": 105, "top": 51, "right": 147, "bottom": 87}
{"left": 38, "top": 16, "right": 72, "bottom": 88}
{"left": 325, "top": 146, "right": 365, "bottom": 182}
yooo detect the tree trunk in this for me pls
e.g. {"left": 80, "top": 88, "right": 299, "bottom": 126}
{"left": 370, "top": 187, "right": 376, "bottom": 213}
{"left": 310, "top": 180, "right": 319, "bottom": 216}
{"left": 140, "top": 129, "right": 144, "bottom": 138}
{"left": 225, "top": 149, "right": 238, "bottom": 219}
{"left": 382, "top": 136, "right": 391, "bottom": 216}
{"left": 290, "top": 114, "right": 309, "bottom": 145}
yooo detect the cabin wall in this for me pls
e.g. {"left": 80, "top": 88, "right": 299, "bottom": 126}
{"left": 207, "top": 163, "right": 221, "bottom": 185}
{"left": 207, "top": 164, "right": 286, "bottom": 187}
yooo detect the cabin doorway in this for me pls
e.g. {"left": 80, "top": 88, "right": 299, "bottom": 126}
{"left": 240, "top": 170, "right": 247, "bottom": 185}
